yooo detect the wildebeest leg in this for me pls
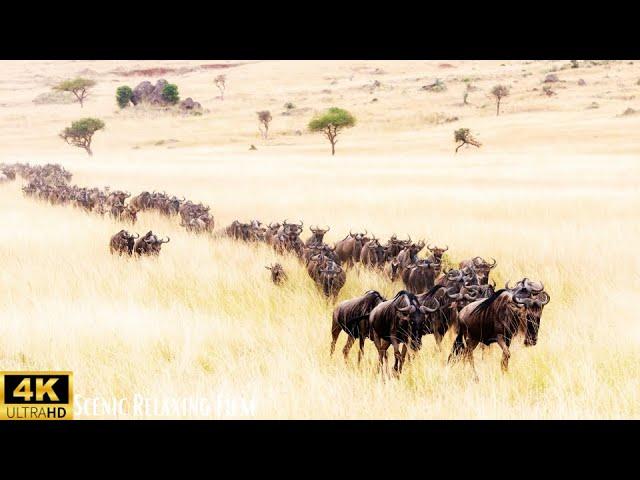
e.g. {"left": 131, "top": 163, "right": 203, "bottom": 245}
{"left": 391, "top": 338, "right": 402, "bottom": 375}
{"left": 400, "top": 344, "right": 408, "bottom": 370}
{"left": 464, "top": 338, "right": 480, "bottom": 382}
{"left": 496, "top": 335, "right": 511, "bottom": 373}
{"left": 342, "top": 336, "right": 355, "bottom": 362}
{"left": 330, "top": 320, "right": 341, "bottom": 357}
{"left": 357, "top": 323, "right": 367, "bottom": 365}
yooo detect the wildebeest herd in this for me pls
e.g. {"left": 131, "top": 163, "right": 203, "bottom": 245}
{"left": 1, "top": 162, "right": 211, "bottom": 257}
{"left": 1, "top": 162, "right": 551, "bottom": 379}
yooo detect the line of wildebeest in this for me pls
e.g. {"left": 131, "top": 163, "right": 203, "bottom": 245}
{"left": 1, "top": 162, "right": 551, "bottom": 379}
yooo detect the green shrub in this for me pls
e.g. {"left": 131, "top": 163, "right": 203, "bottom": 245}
{"left": 116, "top": 86, "right": 133, "bottom": 108}
{"left": 162, "top": 84, "right": 180, "bottom": 105}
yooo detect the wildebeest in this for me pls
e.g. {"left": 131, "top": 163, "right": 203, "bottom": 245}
{"left": 402, "top": 258, "right": 441, "bottom": 294}
{"left": 331, "top": 290, "right": 386, "bottom": 363}
{"left": 459, "top": 256, "right": 497, "bottom": 285}
{"left": 265, "top": 263, "right": 287, "bottom": 285}
{"left": 384, "top": 234, "right": 410, "bottom": 260}
{"left": 359, "top": 237, "right": 386, "bottom": 269}
{"left": 426, "top": 244, "right": 448, "bottom": 277}
{"left": 396, "top": 240, "right": 426, "bottom": 274}
{"left": 121, "top": 205, "right": 138, "bottom": 224}
{"left": 109, "top": 230, "right": 139, "bottom": 255}
{"left": 334, "top": 230, "right": 368, "bottom": 267}
{"left": 317, "top": 261, "right": 346, "bottom": 298}
{"left": 369, "top": 291, "right": 438, "bottom": 375}
{"left": 384, "top": 259, "right": 401, "bottom": 281}
{"left": 306, "top": 225, "right": 330, "bottom": 247}
{"left": 110, "top": 201, "right": 126, "bottom": 219}
{"left": 105, "top": 190, "right": 131, "bottom": 207}
{"left": 448, "top": 278, "right": 550, "bottom": 379}
{"left": 133, "top": 231, "right": 170, "bottom": 256}
{"left": 130, "top": 191, "right": 152, "bottom": 210}
{"left": 264, "top": 222, "right": 281, "bottom": 245}
{"left": 274, "top": 220, "right": 304, "bottom": 257}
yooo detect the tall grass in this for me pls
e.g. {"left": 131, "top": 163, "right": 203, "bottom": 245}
{"left": 1, "top": 147, "right": 638, "bottom": 418}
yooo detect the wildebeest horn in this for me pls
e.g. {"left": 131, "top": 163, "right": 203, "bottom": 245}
{"left": 488, "top": 257, "right": 497, "bottom": 268}
{"left": 132, "top": 232, "right": 140, "bottom": 239}
{"left": 446, "top": 287, "right": 462, "bottom": 299}
{"left": 349, "top": 229, "right": 354, "bottom": 236}
{"left": 427, "top": 243, "right": 434, "bottom": 251}
{"left": 473, "top": 256, "right": 484, "bottom": 265}
{"left": 161, "top": 236, "right": 170, "bottom": 243}
{"left": 144, "top": 238, "right": 154, "bottom": 244}
{"left": 525, "top": 278, "right": 544, "bottom": 293}
{"left": 181, "top": 196, "right": 186, "bottom": 201}
{"left": 363, "top": 229, "right": 368, "bottom": 236}
{"left": 420, "top": 298, "right": 440, "bottom": 313}
{"left": 396, "top": 304, "right": 412, "bottom": 313}
{"left": 298, "top": 220, "right": 304, "bottom": 226}
{"left": 324, "top": 225, "right": 330, "bottom": 232}
{"left": 443, "top": 245, "right": 449, "bottom": 252}
{"left": 265, "top": 266, "right": 272, "bottom": 270}
{"left": 536, "top": 291, "right": 550, "bottom": 306}
{"left": 513, "top": 292, "right": 532, "bottom": 306}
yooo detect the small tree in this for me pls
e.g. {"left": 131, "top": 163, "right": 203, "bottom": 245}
{"left": 116, "top": 86, "right": 133, "bottom": 108}
{"left": 257, "top": 110, "right": 272, "bottom": 139}
{"left": 53, "top": 77, "right": 96, "bottom": 108}
{"left": 214, "top": 74, "right": 226, "bottom": 100}
{"left": 454, "top": 128, "right": 481, "bottom": 153}
{"left": 60, "top": 118, "right": 105, "bottom": 156}
{"left": 308, "top": 107, "right": 356, "bottom": 155}
{"left": 162, "top": 84, "right": 180, "bottom": 104}
{"left": 491, "top": 85, "right": 509, "bottom": 116}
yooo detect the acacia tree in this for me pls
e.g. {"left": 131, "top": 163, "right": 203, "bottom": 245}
{"left": 491, "top": 85, "right": 509, "bottom": 116}
{"left": 308, "top": 107, "right": 356, "bottom": 155}
{"left": 53, "top": 77, "right": 96, "bottom": 108}
{"left": 214, "top": 74, "right": 226, "bottom": 100}
{"left": 454, "top": 128, "right": 481, "bottom": 153}
{"left": 257, "top": 110, "right": 272, "bottom": 139}
{"left": 60, "top": 118, "right": 105, "bottom": 156}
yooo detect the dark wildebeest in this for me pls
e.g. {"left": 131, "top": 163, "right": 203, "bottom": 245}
{"left": 369, "top": 291, "right": 438, "bottom": 376}
{"left": 130, "top": 191, "right": 151, "bottom": 210}
{"left": 274, "top": 220, "right": 304, "bottom": 257}
{"left": 265, "top": 263, "right": 287, "bottom": 285}
{"left": 110, "top": 201, "right": 125, "bottom": 219}
{"left": 317, "top": 261, "right": 346, "bottom": 299}
{"left": 459, "top": 256, "right": 497, "bottom": 285}
{"left": 402, "top": 258, "right": 441, "bottom": 294}
{"left": 121, "top": 206, "right": 138, "bottom": 224}
{"left": 448, "top": 278, "right": 550, "bottom": 380}
{"left": 384, "top": 259, "right": 401, "bottom": 281}
{"left": 306, "top": 225, "right": 330, "bottom": 247}
{"left": 133, "top": 231, "right": 170, "bottom": 256}
{"left": 331, "top": 290, "right": 386, "bottom": 363}
{"left": 109, "top": 230, "right": 139, "bottom": 255}
{"left": 264, "top": 222, "right": 281, "bottom": 246}
{"left": 426, "top": 244, "right": 448, "bottom": 277}
{"left": 384, "top": 234, "right": 411, "bottom": 260}
{"left": 225, "top": 220, "right": 250, "bottom": 240}
{"left": 334, "top": 230, "right": 368, "bottom": 267}
{"left": 105, "top": 190, "right": 131, "bottom": 208}
{"left": 360, "top": 237, "right": 386, "bottom": 269}
{"left": 396, "top": 240, "right": 426, "bottom": 275}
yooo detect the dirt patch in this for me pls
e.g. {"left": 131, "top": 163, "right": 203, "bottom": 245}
{"left": 439, "top": 63, "right": 456, "bottom": 69}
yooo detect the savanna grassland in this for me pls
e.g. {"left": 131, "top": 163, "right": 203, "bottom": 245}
{"left": 0, "top": 60, "right": 639, "bottom": 418}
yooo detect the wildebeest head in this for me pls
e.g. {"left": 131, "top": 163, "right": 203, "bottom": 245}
{"left": 466, "top": 257, "right": 497, "bottom": 284}
{"left": 427, "top": 244, "right": 448, "bottom": 261}
{"left": 395, "top": 293, "right": 439, "bottom": 350}
{"left": 509, "top": 278, "right": 550, "bottom": 346}
{"left": 141, "top": 231, "right": 170, "bottom": 255}
{"left": 308, "top": 225, "right": 330, "bottom": 245}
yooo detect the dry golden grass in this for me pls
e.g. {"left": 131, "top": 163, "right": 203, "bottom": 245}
{"left": 0, "top": 60, "right": 639, "bottom": 418}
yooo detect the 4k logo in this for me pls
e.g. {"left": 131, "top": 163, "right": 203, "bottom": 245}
{"left": 0, "top": 372, "right": 73, "bottom": 420}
